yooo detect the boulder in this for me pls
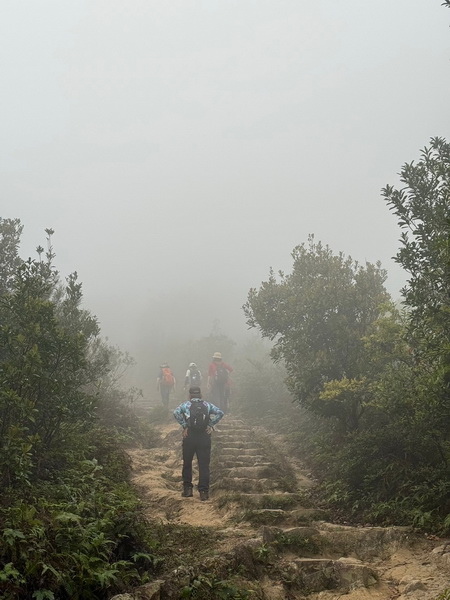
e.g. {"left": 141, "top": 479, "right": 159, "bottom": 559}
{"left": 402, "top": 579, "right": 426, "bottom": 594}
{"left": 318, "top": 523, "right": 411, "bottom": 560}
{"left": 334, "top": 557, "right": 378, "bottom": 590}
{"left": 287, "top": 558, "right": 336, "bottom": 592}
{"left": 282, "top": 557, "right": 378, "bottom": 593}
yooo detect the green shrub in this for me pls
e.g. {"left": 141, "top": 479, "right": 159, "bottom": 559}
{"left": 0, "top": 224, "right": 170, "bottom": 597}
{"left": 0, "top": 458, "right": 160, "bottom": 599}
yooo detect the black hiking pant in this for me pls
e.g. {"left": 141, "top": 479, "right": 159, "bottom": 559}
{"left": 182, "top": 430, "right": 212, "bottom": 492}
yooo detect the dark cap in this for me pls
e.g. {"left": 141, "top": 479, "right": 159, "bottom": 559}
{"left": 189, "top": 386, "right": 201, "bottom": 396}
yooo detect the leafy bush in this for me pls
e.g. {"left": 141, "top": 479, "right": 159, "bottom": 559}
{"left": 0, "top": 223, "right": 163, "bottom": 597}
{"left": 0, "top": 457, "right": 159, "bottom": 599}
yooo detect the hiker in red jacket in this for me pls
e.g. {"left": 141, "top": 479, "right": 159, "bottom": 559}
{"left": 207, "top": 352, "right": 233, "bottom": 413}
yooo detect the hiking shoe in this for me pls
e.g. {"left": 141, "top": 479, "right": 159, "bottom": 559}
{"left": 199, "top": 490, "right": 209, "bottom": 501}
{"left": 182, "top": 484, "right": 193, "bottom": 497}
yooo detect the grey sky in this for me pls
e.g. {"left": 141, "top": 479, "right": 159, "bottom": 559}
{"left": 2, "top": 1, "right": 450, "bottom": 390}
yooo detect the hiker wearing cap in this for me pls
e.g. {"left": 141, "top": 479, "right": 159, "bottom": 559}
{"left": 207, "top": 352, "right": 233, "bottom": 413}
{"left": 184, "top": 362, "right": 202, "bottom": 393}
{"left": 173, "top": 386, "right": 224, "bottom": 501}
{"left": 156, "top": 363, "right": 176, "bottom": 408}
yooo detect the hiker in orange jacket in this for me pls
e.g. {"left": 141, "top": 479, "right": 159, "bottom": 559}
{"left": 156, "top": 363, "right": 176, "bottom": 408}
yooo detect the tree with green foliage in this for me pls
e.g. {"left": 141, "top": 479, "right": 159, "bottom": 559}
{"left": 383, "top": 137, "right": 450, "bottom": 360}
{"left": 242, "top": 138, "right": 450, "bottom": 533}
{"left": 0, "top": 231, "right": 103, "bottom": 487}
{"left": 382, "top": 137, "right": 450, "bottom": 434}
{"left": 312, "top": 140, "right": 450, "bottom": 533}
{"left": 243, "top": 236, "right": 390, "bottom": 432}
{"left": 376, "top": 138, "right": 450, "bottom": 530}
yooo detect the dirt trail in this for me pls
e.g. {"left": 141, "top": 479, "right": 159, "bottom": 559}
{"left": 127, "top": 418, "right": 450, "bottom": 600}
{"left": 129, "top": 423, "right": 226, "bottom": 528}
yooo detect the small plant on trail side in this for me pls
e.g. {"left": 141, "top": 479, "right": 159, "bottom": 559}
{"left": 181, "top": 574, "right": 253, "bottom": 599}
{"left": 252, "top": 543, "right": 274, "bottom": 566}
{"left": 274, "top": 531, "right": 321, "bottom": 555}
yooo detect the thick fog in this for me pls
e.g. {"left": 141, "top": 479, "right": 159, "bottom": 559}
{"left": 2, "top": 1, "right": 450, "bottom": 395}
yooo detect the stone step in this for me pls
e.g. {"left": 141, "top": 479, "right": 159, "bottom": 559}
{"left": 288, "top": 507, "right": 329, "bottom": 524}
{"left": 242, "top": 509, "right": 288, "bottom": 526}
{"left": 216, "top": 433, "right": 253, "bottom": 441}
{"left": 333, "top": 558, "right": 378, "bottom": 592}
{"left": 215, "top": 427, "right": 248, "bottom": 434}
{"left": 216, "top": 441, "right": 261, "bottom": 450}
{"left": 282, "top": 558, "right": 336, "bottom": 593}
{"left": 216, "top": 419, "right": 246, "bottom": 427}
{"left": 231, "top": 492, "right": 305, "bottom": 510}
{"left": 220, "top": 454, "right": 266, "bottom": 462}
{"left": 216, "top": 427, "right": 248, "bottom": 433}
{"left": 283, "top": 557, "right": 378, "bottom": 593}
{"left": 217, "top": 447, "right": 263, "bottom": 457}
{"left": 214, "top": 477, "right": 281, "bottom": 493}
{"left": 217, "top": 426, "right": 252, "bottom": 432}
{"left": 221, "top": 458, "right": 269, "bottom": 469}
{"left": 223, "top": 466, "right": 277, "bottom": 479}
{"left": 240, "top": 508, "right": 325, "bottom": 528}
{"left": 261, "top": 525, "right": 321, "bottom": 545}
{"left": 316, "top": 523, "right": 411, "bottom": 562}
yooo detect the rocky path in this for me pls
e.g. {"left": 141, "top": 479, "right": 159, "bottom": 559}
{"left": 124, "top": 417, "right": 450, "bottom": 600}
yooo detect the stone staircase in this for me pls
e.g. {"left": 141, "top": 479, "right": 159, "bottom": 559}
{"left": 115, "top": 417, "right": 450, "bottom": 600}
{"left": 212, "top": 418, "right": 318, "bottom": 520}
{"left": 207, "top": 418, "right": 447, "bottom": 600}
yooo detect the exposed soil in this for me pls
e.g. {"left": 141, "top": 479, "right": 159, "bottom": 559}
{"left": 126, "top": 418, "right": 450, "bottom": 600}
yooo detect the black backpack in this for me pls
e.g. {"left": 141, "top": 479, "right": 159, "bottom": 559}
{"left": 215, "top": 364, "right": 229, "bottom": 385}
{"left": 190, "top": 368, "right": 201, "bottom": 386}
{"left": 188, "top": 401, "right": 210, "bottom": 432}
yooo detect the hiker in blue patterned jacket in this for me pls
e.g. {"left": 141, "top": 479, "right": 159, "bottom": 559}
{"left": 173, "top": 386, "right": 224, "bottom": 501}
